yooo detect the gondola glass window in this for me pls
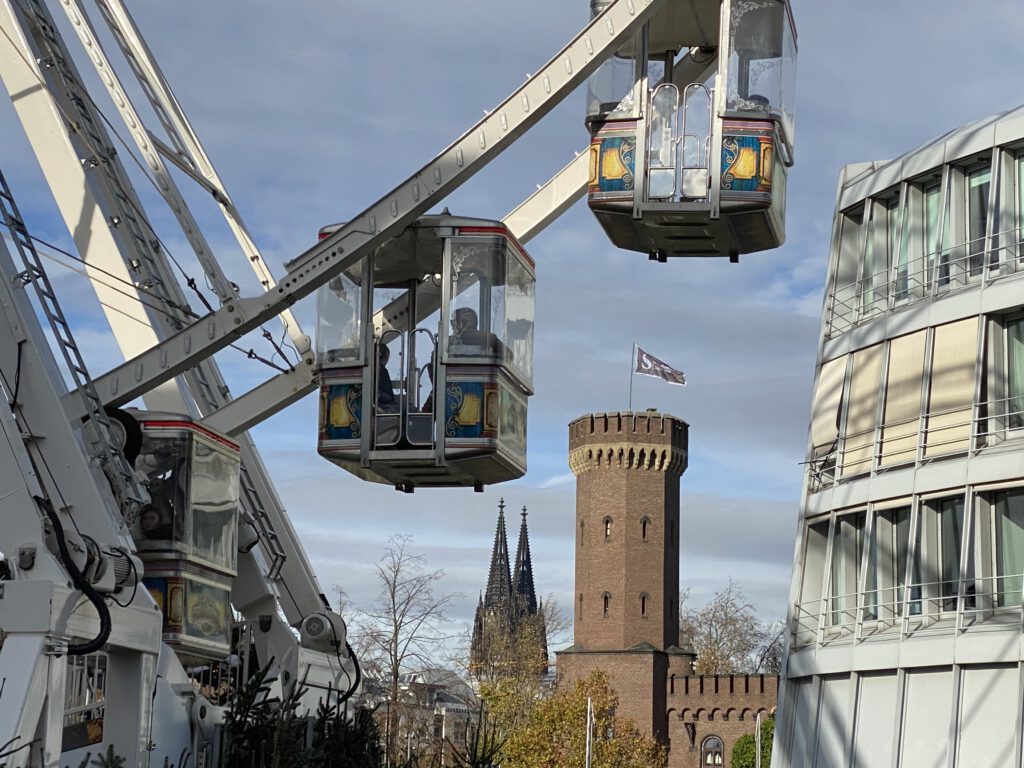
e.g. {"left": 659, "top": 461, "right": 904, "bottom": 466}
{"left": 316, "top": 260, "right": 364, "bottom": 366}
{"left": 727, "top": 0, "right": 797, "bottom": 155}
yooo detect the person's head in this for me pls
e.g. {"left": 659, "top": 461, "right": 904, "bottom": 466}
{"left": 378, "top": 343, "right": 390, "bottom": 366}
{"left": 140, "top": 508, "right": 161, "bottom": 532}
{"left": 452, "top": 307, "right": 479, "bottom": 333}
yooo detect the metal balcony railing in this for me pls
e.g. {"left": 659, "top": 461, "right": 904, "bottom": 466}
{"left": 825, "top": 230, "right": 1024, "bottom": 339}
{"left": 792, "top": 574, "right": 1024, "bottom": 648}
{"left": 807, "top": 397, "right": 1024, "bottom": 492}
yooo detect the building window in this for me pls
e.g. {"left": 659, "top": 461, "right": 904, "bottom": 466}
{"left": 967, "top": 162, "right": 992, "bottom": 276}
{"left": 923, "top": 179, "right": 943, "bottom": 281}
{"left": 640, "top": 593, "right": 648, "bottom": 617}
{"left": 701, "top": 735, "right": 724, "bottom": 765}
{"left": 992, "top": 489, "right": 1024, "bottom": 607}
{"left": 840, "top": 343, "right": 884, "bottom": 478}
{"left": 983, "top": 314, "right": 1024, "bottom": 438}
{"left": 865, "top": 505, "right": 911, "bottom": 620}
{"left": 878, "top": 330, "right": 926, "bottom": 467}
{"left": 641, "top": 517, "right": 650, "bottom": 541}
{"left": 579, "top": 593, "right": 584, "bottom": 618}
{"left": 828, "top": 511, "right": 865, "bottom": 627}
{"left": 913, "top": 496, "right": 966, "bottom": 613}
{"left": 604, "top": 516, "right": 612, "bottom": 540}
{"left": 831, "top": 204, "right": 865, "bottom": 333}
{"left": 1009, "top": 317, "right": 1024, "bottom": 430}
{"left": 580, "top": 519, "right": 585, "bottom": 545}
{"left": 796, "top": 518, "right": 830, "bottom": 642}
{"left": 924, "top": 318, "right": 978, "bottom": 457}
{"left": 860, "top": 194, "right": 897, "bottom": 317}
{"left": 1017, "top": 152, "right": 1024, "bottom": 261}
{"left": 602, "top": 592, "right": 610, "bottom": 617}
{"left": 809, "top": 355, "right": 847, "bottom": 488}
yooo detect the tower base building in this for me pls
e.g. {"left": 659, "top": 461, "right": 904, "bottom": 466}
{"left": 557, "top": 411, "right": 777, "bottom": 767}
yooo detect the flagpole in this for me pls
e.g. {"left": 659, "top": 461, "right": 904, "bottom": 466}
{"left": 585, "top": 696, "right": 593, "bottom": 768}
{"left": 628, "top": 342, "right": 636, "bottom": 412}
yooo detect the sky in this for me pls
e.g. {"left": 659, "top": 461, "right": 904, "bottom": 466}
{"left": 2, "top": 0, "right": 1023, "bottom": 657}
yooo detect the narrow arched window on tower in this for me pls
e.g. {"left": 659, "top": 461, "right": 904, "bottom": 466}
{"left": 604, "top": 516, "right": 612, "bottom": 540}
{"left": 640, "top": 593, "right": 648, "bottom": 616}
{"left": 602, "top": 592, "right": 610, "bottom": 617}
{"left": 578, "top": 593, "right": 584, "bottom": 619}
{"left": 641, "top": 517, "right": 650, "bottom": 541}
{"left": 580, "top": 519, "right": 585, "bottom": 545}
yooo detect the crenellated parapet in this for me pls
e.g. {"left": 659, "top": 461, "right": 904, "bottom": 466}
{"left": 568, "top": 410, "right": 688, "bottom": 477}
{"left": 666, "top": 674, "right": 778, "bottom": 729}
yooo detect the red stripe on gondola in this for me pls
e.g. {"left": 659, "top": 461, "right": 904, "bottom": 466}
{"left": 140, "top": 421, "right": 240, "bottom": 452}
{"left": 456, "top": 226, "right": 535, "bottom": 268}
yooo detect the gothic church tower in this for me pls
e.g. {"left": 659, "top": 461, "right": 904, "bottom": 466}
{"left": 471, "top": 498, "right": 546, "bottom": 677}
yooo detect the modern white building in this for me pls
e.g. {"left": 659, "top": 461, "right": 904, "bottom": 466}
{"left": 774, "top": 105, "right": 1024, "bottom": 767}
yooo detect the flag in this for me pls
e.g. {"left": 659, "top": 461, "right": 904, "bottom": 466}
{"left": 635, "top": 346, "right": 686, "bottom": 386}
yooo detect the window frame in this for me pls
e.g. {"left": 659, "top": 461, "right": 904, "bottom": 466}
{"left": 700, "top": 735, "right": 725, "bottom": 766}
{"left": 864, "top": 504, "right": 912, "bottom": 623}
{"left": 965, "top": 159, "right": 994, "bottom": 278}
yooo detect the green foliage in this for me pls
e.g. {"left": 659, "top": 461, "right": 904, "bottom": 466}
{"left": 731, "top": 735, "right": 756, "bottom": 768}
{"left": 482, "top": 670, "right": 666, "bottom": 768}
{"left": 310, "top": 700, "right": 385, "bottom": 768}
{"left": 730, "top": 717, "right": 774, "bottom": 768}
{"left": 90, "top": 745, "right": 126, "bottom": 768}
{"left": 223, "top": 659, "right": 308, "bottom": 768}
{"left": 224, "top": 659, "right": 383, "bottom": 768}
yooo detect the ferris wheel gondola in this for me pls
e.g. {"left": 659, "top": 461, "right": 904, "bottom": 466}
{"left": 315, "top": 215, "right": 534, "bottom": 491}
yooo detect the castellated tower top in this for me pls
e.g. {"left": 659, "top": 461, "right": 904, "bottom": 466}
{"left": 568, "top": 410, "right": 688, "bottom": 478}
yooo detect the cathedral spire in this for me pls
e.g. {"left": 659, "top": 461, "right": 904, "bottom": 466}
{"left": 514, "top": 505, "right": 538, "bottom": 615}
{"left": 483, "top": 498, "right": 514, "bottom": 615}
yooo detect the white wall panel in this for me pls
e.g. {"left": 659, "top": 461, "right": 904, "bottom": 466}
{"left": 853, "top": 673, "right": 898, "bottom": 767}
{"left": 900, "top": 668, "right": 952, "bottom": 768}
{"left": 814, "top": 676, "right": 851, "bottom": 768}
{"left": 956, "top": 665, "right": 1018, "bottom": 766}
{"left": 782, "top": 677, "right": 815, "bottom": 768}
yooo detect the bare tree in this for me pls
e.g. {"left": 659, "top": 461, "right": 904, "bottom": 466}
{"left": 752, "top": 620, "right": 785, "bottom": 674}
{"left": 353, "top": 535, "right": 461, "bottom": 767}
{"left": 679, "top": 580, "right": 783, "bottom": 675}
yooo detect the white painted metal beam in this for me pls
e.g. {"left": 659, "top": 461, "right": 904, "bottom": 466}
{"left": 85, "top": 0, "right": 667, "bottom": 411}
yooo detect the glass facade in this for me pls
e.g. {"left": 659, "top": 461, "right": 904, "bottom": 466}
{"left": 781, "top": 105, "right": 1024, "bottom": 768}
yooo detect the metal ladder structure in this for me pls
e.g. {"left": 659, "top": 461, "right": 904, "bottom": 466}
{"left": 0, "top": 166, "right": 148, "bottom": 522}
{"left": 12, "top": 0, "right": 292, "bottom": 591}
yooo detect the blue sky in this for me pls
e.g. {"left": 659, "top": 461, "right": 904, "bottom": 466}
{"left": 2, "top": 0, "right": 1023, "bottom": 650}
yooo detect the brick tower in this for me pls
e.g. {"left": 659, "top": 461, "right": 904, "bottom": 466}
{"left": 557, "top": 410, "right": 689, "bottom": 743}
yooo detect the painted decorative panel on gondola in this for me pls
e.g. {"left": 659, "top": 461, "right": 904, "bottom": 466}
{"left": 319, "top": 374, "right": 362, "bottom": 443}
{"left": 720, "top": 120, "right": 774, "bottom": 198}
{"left": 588, "top": 121, "right": 637, "bottom": 200}
{"left": 444, "top": 380, "right": 499, "bottom": 440}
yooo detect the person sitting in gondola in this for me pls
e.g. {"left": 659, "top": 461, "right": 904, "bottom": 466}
{"left": 449, "top": 307, "right": 497, "bottom": 355}
{"left": 377, "top": 344, "right": 399, "bottom": 413}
